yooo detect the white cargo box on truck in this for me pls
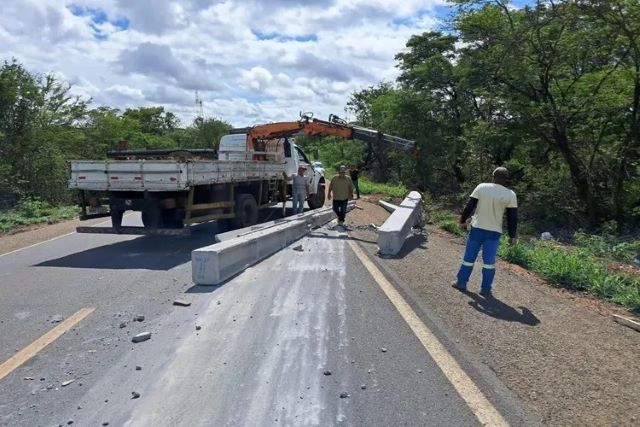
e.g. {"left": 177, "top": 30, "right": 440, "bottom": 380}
{"left": 69, "top": 160, "right": 286, "bottom": 192}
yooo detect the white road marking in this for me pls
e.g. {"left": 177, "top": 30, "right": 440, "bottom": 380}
{"left": 348, "top": 240, "right": 509, "bottom": 427}
{"left": 0, "top": 215, "right": 132, "bottom": 258}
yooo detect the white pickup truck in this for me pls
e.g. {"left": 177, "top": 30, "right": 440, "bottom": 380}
{"left": 68, "top": 134, "right": 326, "bottom": 235}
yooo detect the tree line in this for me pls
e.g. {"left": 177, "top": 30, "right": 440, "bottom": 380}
{"left": 0, "top": 59, "right": 231, "bottom": 207}
{"left": 304, "top": 0, "right": 639, "bottom": 233}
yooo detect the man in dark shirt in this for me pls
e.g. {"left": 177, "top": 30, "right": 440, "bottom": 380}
{"left": 349, "top": 165, "right": 360, "bottom": 199}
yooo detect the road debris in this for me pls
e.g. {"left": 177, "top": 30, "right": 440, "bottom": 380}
{"left": 173, "top": 299, "right": 191, "bottom": 307}
{"left": 293, "top": 245, "right": 304, "bottom": 252}
{"left": 131, "top": 391, "right": 141, "bottom": 399}
{"left": 50, "top": 315, "right": 64, "bottom": 324}
{"left": 133, "top": 315, "right": 145, "bottom": 322}
{"left": 613, "top": 314, "right": 640, "bottom": 332}
{"left": 339, "top": 392, "right": 349, "bottom": 399}
{"left": 131, "top": 332, "right": 151, "bottom": 343}
{"left": 61, "top": 379, "right": 75, "bottom": 387}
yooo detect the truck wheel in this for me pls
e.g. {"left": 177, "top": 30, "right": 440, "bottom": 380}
{"left": 141, "top": 208, "right": 161, "bottom": 229}
{"left": 161, "top": 209, "right": 184, "bottom": 229}
{"left": 233, "top": 193, "right": 258, "bottom": 228}
{"left": 307, "top": 184, "right": 326, "bottom": 209}
{"left": 111, "top": 209, "right": 124, "bottom": 229}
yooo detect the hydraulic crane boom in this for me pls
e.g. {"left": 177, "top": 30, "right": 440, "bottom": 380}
{"left": 231, "top": 113, "right": 415, "bottom": 153}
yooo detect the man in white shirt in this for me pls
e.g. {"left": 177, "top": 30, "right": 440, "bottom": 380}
{"left": 452, "top": 167, "right": 518, "bottom": 296}
{"left": 285, "top": 166, "right": 309, "bottom": 215}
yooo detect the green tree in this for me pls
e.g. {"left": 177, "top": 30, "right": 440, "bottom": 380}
{"left": 452, "top": 0, "right": 638, "bottom": 227}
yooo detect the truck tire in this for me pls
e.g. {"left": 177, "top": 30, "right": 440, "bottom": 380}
{"left": 307, "top": 184, "right": 326, "bottom": 210}
{"left": 141, "top": 208, "right": 161, "bottom": 229}
{"left": 111, "top": 209, "right": 124, "bottom": 229}
{"left": 161, "top": 209, "right": 184, "bottom": 229}
{"left": 233, "top": 193, "right": 258, "bottom": 228}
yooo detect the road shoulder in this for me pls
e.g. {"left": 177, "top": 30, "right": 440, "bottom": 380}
{"left": 0, "top": 216, "right": 109, "bottom": 256}
{"left": 347, "top": 201, "right": 640, "bottom": 427}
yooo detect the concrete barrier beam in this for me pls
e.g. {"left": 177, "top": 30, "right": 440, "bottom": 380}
{"left": 378, "top": 200, "right": 400, "bottom": 213}
{"left": 192, "top": 202, "right": 355, "bottom": 285}
{"left": 377, "top": 191, "right": 423, "bottom": 256}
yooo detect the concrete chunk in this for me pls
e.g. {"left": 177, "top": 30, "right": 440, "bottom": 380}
{"left": 173, "top": 300, "right": 191, "bottom": 307}
{"left": 131, "top": 332, "right": 151, "bottom": 343}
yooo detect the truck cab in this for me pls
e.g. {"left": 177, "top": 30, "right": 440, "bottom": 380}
{"left": 218, "top": 134, "right": 326, "bottom": 209}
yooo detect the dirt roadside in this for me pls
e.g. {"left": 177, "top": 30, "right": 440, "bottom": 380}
{"left": 0, "top": 216, "right": 108, "bottom": 255}
{"left": 347, "top": 200, "right": 639, "bottom": 427}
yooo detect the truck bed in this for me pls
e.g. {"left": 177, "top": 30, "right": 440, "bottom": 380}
{"left": 69, "top": 160, "right": 286, "bottom": 191}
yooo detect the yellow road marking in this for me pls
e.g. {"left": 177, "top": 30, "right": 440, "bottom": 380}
{"left": 348, "top": 241, "right": 509, "bottom": 427}
{"left": 0, "top": 307, "right": 95, "bottom": 382}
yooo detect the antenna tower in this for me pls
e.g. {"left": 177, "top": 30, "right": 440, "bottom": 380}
{"left": 195, "top": 90, "right": 204, "bottom": 120}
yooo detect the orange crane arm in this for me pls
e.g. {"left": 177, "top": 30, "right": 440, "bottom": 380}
{"left": 234, "top": 114, "right": 415, "bottom": 153}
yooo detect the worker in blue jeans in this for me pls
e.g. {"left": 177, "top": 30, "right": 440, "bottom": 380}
{"left": 453, "top": 167, "right": 518, "bottom": 296}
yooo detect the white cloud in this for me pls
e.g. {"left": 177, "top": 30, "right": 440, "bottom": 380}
{"left": 0, "top": 0, "right": 447, "bottom": 126}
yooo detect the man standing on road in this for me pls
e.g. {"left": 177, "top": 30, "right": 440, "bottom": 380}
{"left": 328, "top": 165, "right": 355, "bottom": 226}
{"left": 349, "top": 165, "right": 360, "bottom": 199}
{"left": 284, "top": 165, "right": 309, "bottom": 215}
{"left": 453, "top": 167, "right": 518, "bottom": 296}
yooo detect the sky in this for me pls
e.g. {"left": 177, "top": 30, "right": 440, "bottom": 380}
{"left": 0, "top": 0, "right": 450, "bottom": 127}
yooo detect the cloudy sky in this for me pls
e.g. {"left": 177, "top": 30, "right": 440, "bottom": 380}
{"left": 0, "top": 0, "right": 450, "bottom": 127}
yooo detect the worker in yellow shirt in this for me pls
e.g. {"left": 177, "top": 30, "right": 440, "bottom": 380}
{"left": 327, "top": 165, "right": 355, "bottom": 227}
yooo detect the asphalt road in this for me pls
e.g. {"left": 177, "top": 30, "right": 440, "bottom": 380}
{"left": 0, "top": 213, "right": 531, "bottom": 426}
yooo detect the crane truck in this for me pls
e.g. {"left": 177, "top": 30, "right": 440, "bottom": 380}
{"left": 68, "top": 113, "right": 415, "bottom": 235}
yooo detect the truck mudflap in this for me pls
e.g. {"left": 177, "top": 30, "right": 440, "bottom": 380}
{"left": 76, "top": 226, "right": 191, "bottom": 236}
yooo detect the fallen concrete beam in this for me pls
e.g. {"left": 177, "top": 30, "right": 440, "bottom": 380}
{"left": 377, "top": 191, "right": 423, "bottom": 256}
{"left": 215, "top": 206, "right": 334, "bottom": 242}
{"left": 378, "top": 200, "right": 400, "bottom": 214}
{"left": 192, "top": 202, "right": 354, "bottom": 285}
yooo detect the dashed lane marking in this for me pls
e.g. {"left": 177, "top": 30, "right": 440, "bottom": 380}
{"left": 348, "top": 240, "right": 509, "bottom": 427}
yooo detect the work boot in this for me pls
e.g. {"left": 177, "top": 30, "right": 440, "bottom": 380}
{"left": 451, "top": 281, "right": 467, "bottom": 292}
{"left": 480, "top": 288, "right": 493, "bottom": 297}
